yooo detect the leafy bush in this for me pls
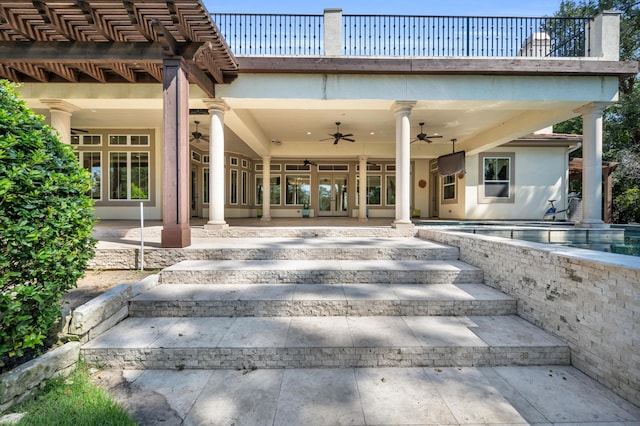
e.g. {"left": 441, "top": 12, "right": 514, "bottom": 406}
{"left": 613, "top": 186, "right": 640, "bottom": 224}
{"left": 0, "top": 80, "right": 96, "bottom": 367}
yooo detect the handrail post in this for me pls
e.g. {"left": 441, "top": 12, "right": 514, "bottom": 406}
{"left": 589, "top": 10, "right": 620, "bottom": 60}
{"left": 324, "top": 8, "right": 342, "bottom": 56}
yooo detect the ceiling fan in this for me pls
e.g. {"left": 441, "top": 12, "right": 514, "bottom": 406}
{"left": 190, "top": 120, "right": 208, "bottom": 143}
{"left": 320, "top": 122, "right": 355, "bottom": 144}
{"left": 303, "top": 159, "right": 317, "bottom": 167}
{"left": 411, "top": 122, "right": 443, "bottom": 144}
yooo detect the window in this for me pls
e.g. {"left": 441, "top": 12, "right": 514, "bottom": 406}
{"left": 285, "top": 175, "right": 311, "bottom": 205}
{"left": 479, "top": 153, "right": 515, "bottom": 203}
{"left": 270, "top": 176, "right": 281, "bottom": 205}
{"left": 230, "top": 157, "right": 238, "bottom": 166}
{"left": 109, "top": 135, "right": 149, "bottom": 146}
{"left": 203, "top": 168, "right": 210, "bottom": 204}
{"left": 230, "top": 169, "right": 238, "bottom": 204}
{"left": 255, "top": 175, "right": 281, "bottom": 205}
{"left": 78, "top": 152, "right": 102, "bottom": 200}
{"left": 241, "top": 171, "right": 248, "bottom": 205}
{"left": 109, "top": 152, "right": 149, "bottom": 200}
{"left": 71, "top": 134, "right": 101, "bottom": 145}
{"left": 385, "top": 175, "right": 395, "bottom": 205}
{"left": 256, "top": 175, "right": 264, "bottom": 205}
{"left": 192, "top": 151, "right": 201, "bottom": 163}
{"left": 356, "top": 175, "right": 382, "bottom": 205}
{"left": 442, "top": 174, "right": 456, "bottom": 202}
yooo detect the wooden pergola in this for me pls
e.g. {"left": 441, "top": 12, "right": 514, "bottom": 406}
{"left": 0, "top": 0, "right": 238, "bottom": 93}
{"left": 569, "top": 158, "right": 619, "bottom": 223}
{"left": 0, "top": 0, "right": 239, "bottom": 247}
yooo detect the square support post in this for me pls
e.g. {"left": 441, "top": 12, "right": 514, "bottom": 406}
{"left": 161, "top": 58, "right": 191, "bottom": 247}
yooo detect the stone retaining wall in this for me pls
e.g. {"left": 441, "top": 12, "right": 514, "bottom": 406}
{"left": 0, "top": 275, "right": 159, "bottom": 413}
{"left": 418, "top": 228, "right": 640, "bottom": 406}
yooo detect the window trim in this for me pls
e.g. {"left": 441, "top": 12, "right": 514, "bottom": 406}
{"left": 78, "top": 151, "right": 102, "bottom": 201}
{"left": 108, "top": 151, "right": 150, "bottom": 201}
{"left": 284, "top": 174, "right": 311, "bottom": 206}
{"left": 356, "top": 175, "right": 382, "bottom": 206}
{"left": 441, "top": 174, "right": 457, "bottom": 204}
{"left": 478, "top": 152, "right": 515, "bottom": 204}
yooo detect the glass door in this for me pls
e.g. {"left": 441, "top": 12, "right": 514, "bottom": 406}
{"left": 318, "top": 175, "right": 348, "bottom": 216}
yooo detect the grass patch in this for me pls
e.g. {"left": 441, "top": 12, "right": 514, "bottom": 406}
{"left": 8, "top": 364, "right": 136, "bottom": 426}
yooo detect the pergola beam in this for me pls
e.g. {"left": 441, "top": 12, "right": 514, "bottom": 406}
{"left": 0, "top": 40, "right": 203, "bottom": 63}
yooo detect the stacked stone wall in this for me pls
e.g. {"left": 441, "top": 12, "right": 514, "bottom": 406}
{"left": 418, "top": 229, "right": 640, "bottom": 406}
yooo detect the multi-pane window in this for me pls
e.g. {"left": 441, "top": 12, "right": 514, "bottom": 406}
{"left": 483, "top": 157, "right": 511, "bottom": 198}
{"left": 255, "top": 175, "right": 281, "bottom": 205}
{"left": 285, "top": 175, "right": 311, "bottom": 205}
{"left": 78, "top": 152, "right": 102, "bottom": 200}
{"left": 442, "top": 174, "right": 456, "bottom": 201}
{"left": 230, "top": 169, "right": 238, "bottom": 204}
{"left": 385, "top": 175, "right": 395, "bottom": 205}
{"left": 356, "top": 175, "right": 382, "bottom": 205}
{"left": 109, "top": 135, "right": 149, "bottom": 146}
{"left": 203, "top": 168, "right": 210, "bottom": 204}
{"left": 242, "top": 171, "right": 248, "bottom": 205}
{"left": 71, "top": 134, "right": 101, "bottom": 145}
{"left": 109, "top": 152, "right": 149, "bottom": 200}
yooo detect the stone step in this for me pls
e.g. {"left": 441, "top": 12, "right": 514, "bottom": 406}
{"left": 80, "top": 315, "right": 570, "bottom": 370}
{"left": 129, "top": 283, "right": 516, "bottom": 317}
{"left": 91, "top": 237, "right": 460, "bottom": 270}
{"left": 159, "top": 259, "right": 483, "bottom": 285}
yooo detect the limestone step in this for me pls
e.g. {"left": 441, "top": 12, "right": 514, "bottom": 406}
{"left": 159, "top": 259, "right": 484, "bottom": 285}
{"left": 129, "top": 283, "right": 516, "bottom": 317}
{"left": 80, "top": 315, "right": 570, "bottom": 370}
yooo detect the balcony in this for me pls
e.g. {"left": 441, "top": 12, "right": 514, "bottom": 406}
{"left": 212, "top": 10, "right": 601, "bottom": 58}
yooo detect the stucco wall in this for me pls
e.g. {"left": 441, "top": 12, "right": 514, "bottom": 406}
{"left": 418, "top": 228, "right": 640, "bottom": 406}
{"left": 464, "top": 146, "right": 569, "bottom": 220}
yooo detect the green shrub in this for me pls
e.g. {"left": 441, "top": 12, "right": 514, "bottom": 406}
{"left": 613, "top": 186, "right": 640, "bottom": 224}
{"left": 0, "top": 80, "right": 96, "bottom": 367}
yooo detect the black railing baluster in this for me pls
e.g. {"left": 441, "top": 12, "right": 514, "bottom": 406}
{"left": 211, "top": 13, "right": 592, "bottom": 58}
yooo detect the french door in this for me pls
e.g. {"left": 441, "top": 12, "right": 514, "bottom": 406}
{"left": 318, "top": 174, "right": 348, "bottom": 217}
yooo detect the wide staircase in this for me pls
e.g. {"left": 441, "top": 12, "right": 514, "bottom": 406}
{"left": 81, "top": 235, "right": 570, "bottom": 371}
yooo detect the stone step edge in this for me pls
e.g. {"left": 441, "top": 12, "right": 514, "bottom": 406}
{"left": 159, "top": 270, "right": 484, "bottom": 285}
{"left": 128, "top": 298, "right": 517, "bottom": 317}
{"left": 80, "top": 345, "right": 570, "bottom": 370}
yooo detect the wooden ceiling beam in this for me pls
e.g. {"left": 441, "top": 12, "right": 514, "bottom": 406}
{"left": 110, "top": 62, "right": 136, "bottom": 82}
{"left": 0, "top": 63, "right": 19, "bottom": 81}
{"left": 11, "top": 63, "right": 48, "bottom": 82}
{"left": 74, "top": 62, "right": 106, "bottom": 82}
{"left": 0, "top": 40, "right": 204, "bottom": 62}
{"left": 42, "top": 62, "right": 78, "bottom": 82}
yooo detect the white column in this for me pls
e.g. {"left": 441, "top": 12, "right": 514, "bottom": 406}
{"left": 204, "top": 99, "right": 229, "bottom": 229}
{"left": 576, "top": 102, "right": 609, "bottom": 228}
{"left": 358, "top": 156, "right": 368, "bottom": 221}
{"left": 392, "top": 101, "right": 416, "bottom": 227}
{"left": 261, "top": 156, "right": 272, "bottom": 221}
{"left": 40, "top": 99, "right": 78, "bottom": 144}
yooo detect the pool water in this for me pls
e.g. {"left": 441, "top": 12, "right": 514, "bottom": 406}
{"left": 565, "top": 233, "right": 640, "bottom": 257}
{"left": 417, "top": 221, "right": 640, "bottom": 258}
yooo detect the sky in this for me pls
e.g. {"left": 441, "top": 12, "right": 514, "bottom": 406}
{"left": 203, "top": 0, "right": 566, "bottom": 17}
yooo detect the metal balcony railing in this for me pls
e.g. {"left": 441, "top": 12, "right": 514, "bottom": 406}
{"left": 212, "top": 13, "right": 592, "bottom": 58}
{"left": 211, "top": 13, "right": 324, "bottom": 56}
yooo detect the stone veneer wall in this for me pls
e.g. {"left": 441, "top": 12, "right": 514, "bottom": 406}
{"left": 418, "top": 229, "right": 639, "bottom": 406}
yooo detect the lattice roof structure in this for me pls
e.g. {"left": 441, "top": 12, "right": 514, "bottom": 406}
{"left": 0, "top": 0, "right": 238, "bottom": 95}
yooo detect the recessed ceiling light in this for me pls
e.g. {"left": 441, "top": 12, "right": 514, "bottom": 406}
{"left": 370, "top": 132, "right": 375, "bottom": 135}
{"left": 306, "top": 132, "right": 312, "bottom": 135}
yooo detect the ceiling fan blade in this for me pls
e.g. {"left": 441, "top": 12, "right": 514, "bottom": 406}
{"left": 342, "top": 137, "right": 355, "bottom": 142}
{"left": 427, "top": 135, "right": 443, "bottom": 139}
{"left": 333, "top": 138, "right": 340, "bottom": 145}
{"left": 320, "top": 137, "right": 334, "bottom": 141}
{"left": 341, "top": 133, "right": 353, "bottom": 138}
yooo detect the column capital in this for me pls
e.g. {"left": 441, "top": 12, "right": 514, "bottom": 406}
{"left": 574, "top": 102, "right": 611, "bottom": 116}
{"left": 203, "top": 98, "right": 230, "bottom": 113}
{"left": 390, "top": 101, "right": 416, "bottom": 115}
{"left": 39, "top": 99, "right": 79, "bottom": 114}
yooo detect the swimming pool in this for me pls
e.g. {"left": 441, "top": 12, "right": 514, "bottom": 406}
{"left": 416, "top": 221, "right": 640, "bottom": 258}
